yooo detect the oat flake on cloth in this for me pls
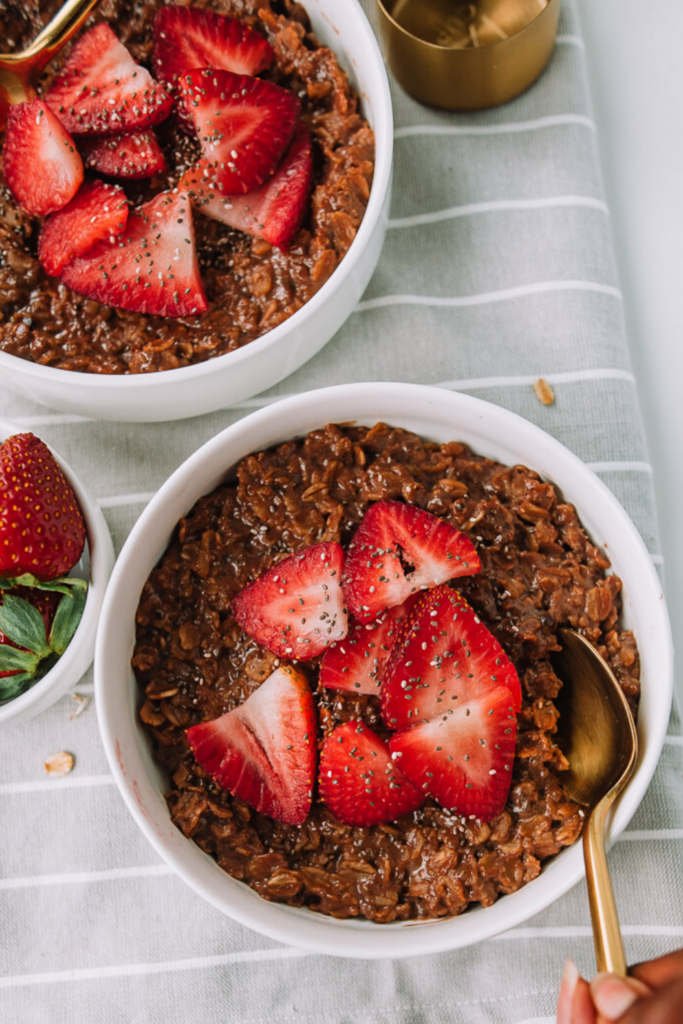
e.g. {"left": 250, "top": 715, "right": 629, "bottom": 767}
{"left": 0, "top": 1, "right": 681, "bottom": 1022}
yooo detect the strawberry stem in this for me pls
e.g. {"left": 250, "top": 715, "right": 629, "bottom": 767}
{"left": 0, "top": 577, "right": 88, "bottom": 704}
{"left": 49, "top": 585, "right": 87, "bottom": 655}
{"left": 0, "top": 594, "right": 51, "bottom": 658}
{"left": 0, "top": 573, "right": 87, "bottom": 596}
{"left": 0, "top": 671, "right": 36, "bottom": 700}
{"left": 0, "top": 645, "right": 41, "bottom": 673}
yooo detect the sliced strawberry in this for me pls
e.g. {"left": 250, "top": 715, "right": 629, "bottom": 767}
{"left": 152, "top": 5, "right": 273, "bottom": 94}
{"left": 381, "top": 586, "right": 522, "bottom": 729}
{"left": 389, "top": 686, "right": 517, "bottom": 821}
{"left": 319, "top": 720, "right": 425, "bottom": 827}
{"left": 231, "top": 541, "right": 348, "bottom": 660}
{"left": 45, "top": 23, "right": 172, "bottom": 136}
{"left": 189, "top": 122, "right": 312, "bottom": 250}
{"left": 320, "top": 593, "right": 420, "bottom": 696}
{"left": 177, "top": 69, "right": 299, "bottom": 195}
{"left": 81, "top": 131, "right": 167, "bottom": 179}
{"left": 38, "top": 180, "right": 129, "bottom": 277}
{"left": 2, "top": 100, "right": 83, "bottom": 217}
{"left": 380, "top": 586, "right": 520, "bottom": 821}
{"left": 60, "top": 190, "right": 207, "bottom": 317}
{"left": 186, "top": 665, "right": 317, "bottom": 825}
{"left": 342, "top": 500, "right": 481, "bottom": 623}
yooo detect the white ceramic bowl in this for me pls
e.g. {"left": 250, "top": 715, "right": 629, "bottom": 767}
{"left": 0, "top": 1, "right": 393, "bottom": 424}
{"left": 0, "top": 419, "right": 115, "bottom": 727}
{"left": 94, "top": 383, "right": 673, "bottom": 958}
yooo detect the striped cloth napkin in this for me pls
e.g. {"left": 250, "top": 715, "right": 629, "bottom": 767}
{"left": 0, "top": 2, "right": 680, "bottom": 1021}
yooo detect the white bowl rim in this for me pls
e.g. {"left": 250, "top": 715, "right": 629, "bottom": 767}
{"left": 0, "top": 417, "right": 115, "bottom": 725}
{"left": 95, "top": 382, "right": 673, "bottom": 958}
{"left": 0, "top": 0, "right": 393, "bottom": 394}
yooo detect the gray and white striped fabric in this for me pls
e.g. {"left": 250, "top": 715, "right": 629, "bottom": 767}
{"left": 0, "top": 2, "right": 680, "bottom": 1021}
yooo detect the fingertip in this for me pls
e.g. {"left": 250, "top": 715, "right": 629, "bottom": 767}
{"left": 557, "top": 958, "right": 580, "bottom": 1024}
{"left": 572, "top": 974, "right": 598, "bottom": 1024}
{"left": 557, "top": 960, "right": 597, "bottom": 1024}
{"left": 590, "top": 973, "right": 650, "bottom": 1020}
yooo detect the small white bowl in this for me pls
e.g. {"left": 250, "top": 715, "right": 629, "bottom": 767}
{"left": 0, "top": 419, "right": 115, "bottom": 727}
{"left": 0, "top": 0, "right": 393, "bottom": 424}
{"left": 94, "top": 384, "right": 673, "bottom": 958}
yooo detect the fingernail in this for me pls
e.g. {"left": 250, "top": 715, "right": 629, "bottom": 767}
{"left": 590, "top": 973, "right": 640, "bottom": 1020}
{"left": 557, "top": 958, "right": 580, "bottom": 1024}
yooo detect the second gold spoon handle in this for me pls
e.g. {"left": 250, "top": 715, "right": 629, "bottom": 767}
{"left": 583, "top": 797, "right": 627, "bottom": 975}
{"left": 18, "top": 0, "right": 99, "bottom": 66}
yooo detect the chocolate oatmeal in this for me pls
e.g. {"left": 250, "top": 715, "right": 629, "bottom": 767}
{"left": 0, "top": 0, "right": 374, "bottom": 373}
{"left": 132, "top": 423, "right": 640, "bottom": 923}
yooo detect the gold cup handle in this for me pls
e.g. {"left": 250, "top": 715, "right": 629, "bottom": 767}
{"left": 583, "top": 795, "right": 627, "bottom": 976}
{"left": 4, "top": 0, "right": 99, "bottom": 72}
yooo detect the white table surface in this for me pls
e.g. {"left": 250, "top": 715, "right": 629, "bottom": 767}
{"left": 576, "top": 0, "right": 683, "bottom": 714}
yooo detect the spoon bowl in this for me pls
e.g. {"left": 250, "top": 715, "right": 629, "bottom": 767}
{"left": 554, "top": 627, "right": 639, "bottom": 974}
{"left": 0, "top": 0, "right": 99, "bottom": 131}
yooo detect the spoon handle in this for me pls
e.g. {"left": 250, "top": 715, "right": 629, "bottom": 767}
{"left": 13, "top": 0, "right": 99, "bottom": 68}
{"left": 583, "top": 796, "right": 627, "bottom": 975}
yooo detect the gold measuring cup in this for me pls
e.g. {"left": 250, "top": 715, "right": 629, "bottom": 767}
{"left": 375, "top": 0, "right": 560, "bottom": 110}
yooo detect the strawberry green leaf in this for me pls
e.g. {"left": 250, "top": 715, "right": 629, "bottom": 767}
{"left": 0, "top": 594, "right": 51, "bottom": 657}
{"left": 0, "top": 573, "right": 87, "bottom": 596}
{"left": 48, "top": 585, "right": 87, "bottom": 655}
{"left": 0, "top": 672, "right": 35, "bottom": 700}
{"left": 40, "top": 575, "right": 87, "bottom": 593}
{"left": 0, "top": 576, "right": 88, "bottom": 705}
{"left": 0, "top": 646, "right": 40, "bottom": 673}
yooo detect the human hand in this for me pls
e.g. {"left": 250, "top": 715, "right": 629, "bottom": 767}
{"left": 556, "top": 948, "right": 683, "bottom": 1023}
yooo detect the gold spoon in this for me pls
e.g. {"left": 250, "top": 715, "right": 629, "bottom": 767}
{"left": 0, "top": 0, "right": 100, "bottom": 132}
{"left": 553, "top": 627, "right": 638, "bottom": 974}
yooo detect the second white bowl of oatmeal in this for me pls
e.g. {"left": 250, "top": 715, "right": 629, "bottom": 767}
{"left": 94, "top": 383, "right": 673, "bottom": 959}
{"left": 0, "top": 419, "right": 115, "bottom": 727}
{"left": 0, "top": 0, "right": 393, "bottom": 424}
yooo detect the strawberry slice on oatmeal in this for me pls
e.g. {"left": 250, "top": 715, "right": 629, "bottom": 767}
{"left": 320, "top": 593, "right": 420, "bottom": 696}
{"left": 231, "top": 541, "right": 348, "bottom": 660}
{"left": 81, "top": 132, "right": 167, "bottom": 180}
{"left": 152, "top": 5, "right": 274, "bottom": 92}
{"left": 38, "top": 180, "right": 129, "bottom": 276}
{"left": 2, "top": 100, "right": 83, "bottom": 216}
{"left": 188, "top": 122, "right": 313, "bottom": 250}
{"left": 342, "top": 500, "right": 481, "bottom": 623}
{"left": 382, "top": 586, "right": 520, "bottom": 820}
{"left": 45, "top": 23, "right": 172, "bottom": 136}
{"left": 177, "top": 69, "right": 299, "bottom": 196}
{"left": 59, "top": 190, "right": 207, "bottom": 317}
{"left": 319, "top": 720, "right": 425, "bottom": 827}
{"left": 186, "top": 665, "right": 317, "bottom": 825}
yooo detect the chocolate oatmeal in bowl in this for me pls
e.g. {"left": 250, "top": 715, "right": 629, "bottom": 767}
{"left": 131, "top": 419, "right": 639, "bottom": 924}
{"left": 96, "top": 384, "right": 670, "bottom": 956}
{"left": 0, "top": 0, "right": 392, "bottom": 421}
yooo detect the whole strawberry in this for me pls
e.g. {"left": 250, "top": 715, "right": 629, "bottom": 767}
{"left": 0, "top": 433, "right": 86, "bottom": 581}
